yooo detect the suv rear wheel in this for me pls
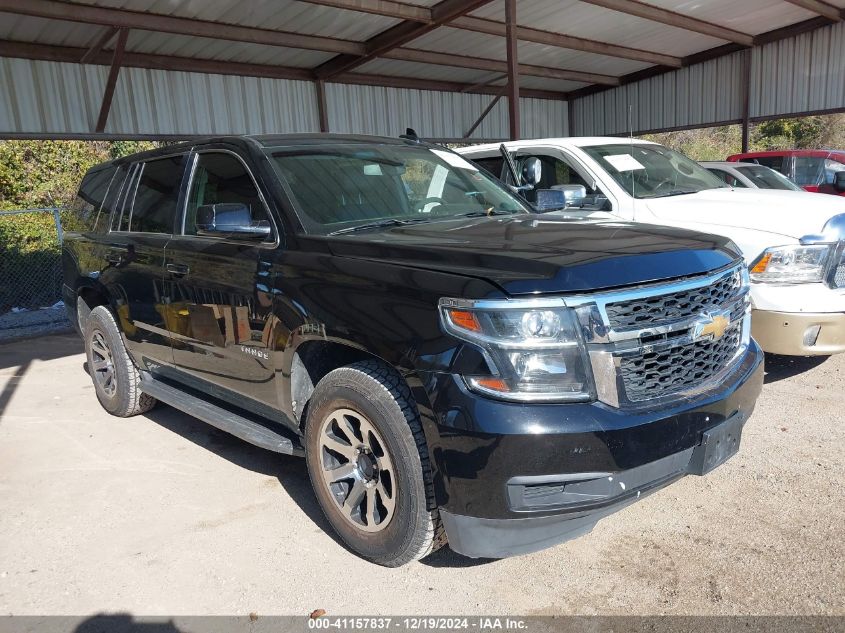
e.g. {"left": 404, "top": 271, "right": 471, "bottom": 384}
{"left": 304, "top": 360, "right": 444, "bottom": 567}
{"left": 84, "top": 305, "right": 156, "bottom": 417}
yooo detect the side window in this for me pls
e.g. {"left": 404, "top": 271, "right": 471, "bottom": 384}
{"left": 473, "top": 157, "right": 504, "bottom": 179}
{"left": 119, "top": 155, "right": 185, "bottom": 233}
{"left": 522, "top": 153, "right": 610, "bottom": 211}
{"left": 708, "top": 169, "right": 745, "bottom": 187}
{"left": 184, "top": 153, "right": 269, "bottom": 236}
{"left": 793, "top": 157, "right": 825, "bottom": 186}
{"left": 754, "top": 156, "right": 785, "bottom": 174}
{"left": 67, "top": 166, "right": 114, "bottom": 233}
{"left": 824, "top": 159, "right": 845, "bottom": 185}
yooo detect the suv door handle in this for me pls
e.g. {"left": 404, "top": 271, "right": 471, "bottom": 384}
{"left": 166, "top": 263, "right": 190, "bottom": 276}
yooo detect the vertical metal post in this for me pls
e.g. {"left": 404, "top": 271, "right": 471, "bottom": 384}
{"left": 52, "top": 208, "right": 63, "bottom": 244}
{"left": 741, "top": 49, "right": 751, "bottom": 153}
{"left": 504, "top": 0, "right": 519, "bottom": 140}
{"left": 316, "top": 79, "right": 329, "bottom": 133}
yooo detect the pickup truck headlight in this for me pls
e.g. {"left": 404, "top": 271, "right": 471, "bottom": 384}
{"left": 749, "top": 245, "right": 831, "bottom": 284}
{"left": 439, "top": 298, "right": 594, "bottom": 402}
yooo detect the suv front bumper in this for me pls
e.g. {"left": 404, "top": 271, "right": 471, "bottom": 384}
{"left": 423, "top": 341, "right": 764, "bottom": 559}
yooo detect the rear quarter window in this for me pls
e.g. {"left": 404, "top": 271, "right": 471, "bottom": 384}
{"left": 66, "top": 166, "right": 115, "bottom": 233}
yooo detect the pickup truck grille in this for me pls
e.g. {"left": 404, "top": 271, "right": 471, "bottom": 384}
{"left": 833, "top": 259, "right": 845, "bottom": 289}
{"left": 620, "top": 323, "right": 743, "bottom": 402}
{"left": 605, "top": 268, "right": 742, "bottom": 330}
{"left": 576, "top": 262, "right": 750, "bottom": 408}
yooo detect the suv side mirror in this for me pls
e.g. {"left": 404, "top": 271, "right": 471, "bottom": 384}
{"left": 834, "top": 171, "right": 845, "bottom": 192}
{"left": 521, "top": 157, "right": 542, "bottom": 187}
{"left": 195, "top": 203, "right": 271, "bottom": 239}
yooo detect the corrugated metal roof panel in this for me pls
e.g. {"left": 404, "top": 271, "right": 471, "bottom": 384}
{"left": 75, "top": 0, "right": 401, "bottom": 41}
{"left": 571, "top": 50, "right": 745, "bottom": 135}
{"left": 751, "top": 20, "right": 845, "bottom": 118}
{"left": 409, "top": 26, "right": 648, "bottom": 76}
{"left": 0, "top": 13, "right": 102, "bottom": 47}
{"left": 324, "top": 83, "right": 567, "bottom": 140}
{"left": 356, "top": 58, "right": 493, "bottom": 84}
{"left": 470, "top": 0, "right": 727, "bottom": 56}
{"left": 642, "top": 0, "right": 815, "bottom": 35}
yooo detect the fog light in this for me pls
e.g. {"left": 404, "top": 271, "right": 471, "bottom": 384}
{"left": 803, "top": 325, "right": 821, "bottom": 347}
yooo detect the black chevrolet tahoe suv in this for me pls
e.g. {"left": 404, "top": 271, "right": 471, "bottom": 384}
{"left": 63, "top": 134, "right": 764, "bottom": 567}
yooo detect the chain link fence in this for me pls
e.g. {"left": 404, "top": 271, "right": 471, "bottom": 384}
{"left": 0, "top": 208, "right": 72, "bottom": 341}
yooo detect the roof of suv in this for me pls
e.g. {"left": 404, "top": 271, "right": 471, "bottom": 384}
{"left": 103, "top": 133, "right": 426, "bottom": 166}
{"left": 727, "top": 149, "right": 845, "bottom": 160}
{"left": 458, "top": 137, "right": 660, "bottom": 154}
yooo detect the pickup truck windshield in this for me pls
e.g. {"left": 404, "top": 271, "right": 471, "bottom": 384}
{"left": 581, "top": 143, "right": 728, "bottom": 199}
{"left": 268, "top": 144, "right": 529, "bottom": 235}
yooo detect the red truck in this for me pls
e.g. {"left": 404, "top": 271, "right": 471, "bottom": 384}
{"left": 727, "top": 149, "right": 845, "bottom": 196}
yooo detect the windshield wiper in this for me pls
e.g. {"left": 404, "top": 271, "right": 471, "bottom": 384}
{"left": 653, "top": 189, "right": 698, "bottom": 198}
{"left": 457, "top": 208, "right": 520, "bottom": 218}
{"left": 328, "top": 217, "right": 431, "bottom": 236}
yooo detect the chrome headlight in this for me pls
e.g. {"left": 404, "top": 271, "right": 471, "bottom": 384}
{"left": 439, "top": 298, "right": 594, "bottom": 402}
{"left": 749, "top": 244, "right": 832, "bottom": 284}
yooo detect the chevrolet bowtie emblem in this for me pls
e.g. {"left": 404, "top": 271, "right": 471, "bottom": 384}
{"left": 693, "top": 310, "right": 732, "bottom": 342}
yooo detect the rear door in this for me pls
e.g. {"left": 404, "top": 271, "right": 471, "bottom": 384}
{"left": 101, "top": 153, "right": 187, "bottom": 368}
{"left": 163, "top": 149, "right": 282, "bottom": 414}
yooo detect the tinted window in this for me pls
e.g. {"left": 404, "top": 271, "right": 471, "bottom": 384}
{"left": 753, "top": 156, "right": 785, "bottom": 173}
{"left": 119, "top": 155, "right": 185, "bottom": 233}
{"left": 473, "top": 157, "right": 504, "bottom": 178}
{"left": 67, "top": 166, "right": 114, "bottom": 232}
{"left": 184, "top": 152, "right": 268, "bottom": 236}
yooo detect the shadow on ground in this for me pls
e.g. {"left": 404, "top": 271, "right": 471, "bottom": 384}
{"left": 142, "top": 404, "right": 492, "bottom": 569}
{"left": 764, "top": 353, "right": 829, "bottom": 384}
{"left": 0, "top": 332, "right": 83, "bottom": 419}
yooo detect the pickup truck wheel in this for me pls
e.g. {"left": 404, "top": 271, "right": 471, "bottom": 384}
{"left": 84, "top": 305, "right": 156, "bottom": 417}
{"left": 304, "top": 360, "right": 444, "bottom": 567}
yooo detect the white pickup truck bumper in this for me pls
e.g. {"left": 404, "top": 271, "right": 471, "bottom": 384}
{"left": 750, "top": 283, "right": 845, "bottom": 355}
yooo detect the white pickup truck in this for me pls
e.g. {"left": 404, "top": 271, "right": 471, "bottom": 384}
{"left": 457, "top": 138, "right": 845, "bottom": 356}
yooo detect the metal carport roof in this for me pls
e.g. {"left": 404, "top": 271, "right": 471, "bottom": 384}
{"left": 0, "top": 0, "right": 843, "bottom": 143}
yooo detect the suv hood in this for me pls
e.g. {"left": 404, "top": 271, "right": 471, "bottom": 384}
{"left": 645, "top": 188, "right": 845, "bottom": 240}
{"left": 325, "top": 215, "right": 738, "bottom": 296}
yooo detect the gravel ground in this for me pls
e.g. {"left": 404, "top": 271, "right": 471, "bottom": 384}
{"left": 0, "top": 334, "right": 842, "bottom": 616}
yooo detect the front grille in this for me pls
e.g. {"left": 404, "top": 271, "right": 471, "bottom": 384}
{"left": 620, "top": 324, "right": 743, "bottom": 402}
{"left": 605, "top": 268, "right": 742, "bottom": 330}
{"left": 833, "top": 261, "right": 845, "bottom": 289}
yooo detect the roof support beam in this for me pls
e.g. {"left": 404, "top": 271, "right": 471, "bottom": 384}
{"left": 314, "top": 0, "right": 495, "bottom": 79}
{"left": 0, "top": 39, "right": 569, "bottom": 101}
{"left": 80, "top": 26, "right": 119, "bottom": 64}
{"left": 577, "top": 0, "right": 755, "bottom": 46}
{"left": 95, "top": 27, "right": 128, "bottom": 133}
{"left": 464, "top": 88, "right": 506, "bottom": 138}
{"left": 781, "top": 0, "right": 843, "bottom": 21}
{"left": 297, "top": 0, "right": 432, "bottom": 23}
{"left": 315, "top": 79, "right": 330, "bottom": 132}
{"left": 0, "top": 0, "right": 366, "bottom": 55}
{"left": 505, "top": 0, "right": 519, "bottom": 141}
{"left": 383, "top": 48, "right": 619, "bottom": 84}
{"left": 451, "top": 16, "right": 683, "bottom": 67}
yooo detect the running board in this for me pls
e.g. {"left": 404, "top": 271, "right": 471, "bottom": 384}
{"left": 139, "top": 372, "right": 303, "bottom": 456}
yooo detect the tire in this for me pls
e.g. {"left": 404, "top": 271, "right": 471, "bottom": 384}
{"left": 304, "top": 360, "right": 445, "bottom": 567}
{"left": 84, "top": 305, "right": 156, "bottom": 417}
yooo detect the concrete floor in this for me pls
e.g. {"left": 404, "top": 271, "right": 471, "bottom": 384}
{"left": 0, "top": 334, "right": 842, "bottom": 616}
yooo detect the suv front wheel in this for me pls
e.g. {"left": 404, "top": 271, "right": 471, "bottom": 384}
{"left": 304, "top": 361, "right": 444, "bottom": 567}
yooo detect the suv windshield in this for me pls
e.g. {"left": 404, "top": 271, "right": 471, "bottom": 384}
{"left": 735, "top": 165, "right": 803, "bottom": 191}
{"left": 581, "top": 143, "right": 728, "bottom": 199}
{"left": 268, "top": 144, "right": 529, "bottom": 235}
